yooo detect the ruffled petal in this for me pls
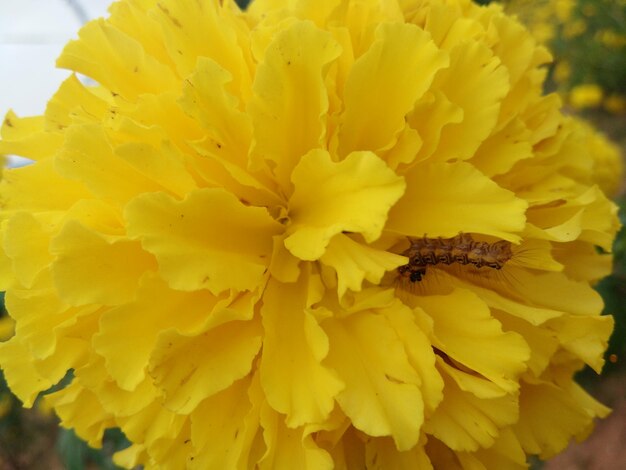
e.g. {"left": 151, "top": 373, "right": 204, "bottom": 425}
{"left": 57, "top": 19, "right": 179, "bottom": 100}
{"left": 323, "top": 308, "right": 424, "bottom": 451}
{"left": 0, "top": 335, "right": 53, "bottom": 407}
{"left": 259, "top": 404, "right": 334, "bottom": 470}
{"left": 286, "top": 149, "right": 405, "bottom": 260}
{"left": 320, "top": 234, "right": 407, "bottom": 298}
{"left": 51, "top": 221, "right": 157, "bottom": 306}
{"left": 336, "top": 22, "right": 448, "bottom": 157}
{"left": 149, "top": 314, "right": 262, "bottom": 414}
{"left": 414, "top": 289, "right": 530, "bottom": 394}
{"left": 260, "top": 274, "right": 344, "bottom": 427}
{"left": 94, "top": 275, "right": 222, "bottom": 390}
{"left": 190, "top": 375, "right": 259, "bottom": 470}
{"left": 387, "top": 161, "right": 527, "bottom": 241}
{"left": 249, "top": 20, "right": 342, "bottom": 190}
{"left": 0, "top": 111, "right": 63, "bottom": 160}
{"left": 424, "top": 358, "right": 519, "bottom": 452}
{"left": 125, "top": 188, "right": 282, "bottom": 294}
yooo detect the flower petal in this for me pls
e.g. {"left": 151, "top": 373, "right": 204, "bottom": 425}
{"left": 386, "top": 161, "right": 527, "bottom": 242}
{"left": 414, "top": 289, "right": 530, "bottom": 394}
{"left": 57, "top": 19, "right": 179, "bottom": 100}
{"left": 125, "top": 188, "right": 282, "bottom": 294}
{"left": 190, "top": 375, "right": 258, "bottom": 469}
{"left": 320, "top": 234, "right": 406, "bottom": 298}
{"left": 323, "top": 309, "right": 423, "bottom": 451}
{"left": 51, "top": 221, "right": 157, "bottom": 306}
{"left": 0, "top": 335, "right": 53, "bottom": 407}
{"left": 260, "top": 275, "right": 344, "bottom": 427}
{"left": 3, "top": 213, "right": 55, "bottom": 288}
{"left": 94, "top": 275, "right": 222, "bottom": 390}
{"left": 259, "top": 404, "right": 333, "bottom": 470}
{"left": 45, "top": 381, "right": 115, "bottom": 447}
{"left": 424, "top": 358, "right": 519, "bottom": 452}
{"left": 150, "top": 316, "right": 262, "bottom": 414}
{"left": 286, "top": 149, "right": 405, "bottom": 261}
{"left": 0, "top": 111, "right": 63, "bottom": 160}
{"left": 429, "top": 40, "right": 510, "bottom": 162}
{"left": 337, "top": 22, "right": 448, "bottom": 157}
{"left": 249, "top": 20, "right": 342, "bottom": 190}
{"left": 365, "top": 435, "right": 432, "bottom": 470}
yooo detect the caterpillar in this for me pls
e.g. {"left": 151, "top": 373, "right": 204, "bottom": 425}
{"left": 397, "top": 233, "right": 513, "bottom": 283}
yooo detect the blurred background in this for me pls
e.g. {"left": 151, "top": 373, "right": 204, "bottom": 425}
{"left": 0, "top": 0, "right": 624, "bottom": 468}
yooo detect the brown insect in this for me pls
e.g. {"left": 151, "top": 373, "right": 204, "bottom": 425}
{"left": 398, "top": 233, "right": 514, "bottom": 283}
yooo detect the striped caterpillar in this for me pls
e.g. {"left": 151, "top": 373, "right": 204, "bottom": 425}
{"left": 397, "top": 233, "right": 513, "bottom": 283}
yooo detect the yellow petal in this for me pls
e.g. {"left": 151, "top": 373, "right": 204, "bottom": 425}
{"left": 190, "top": 375, "right": 259, "bottom": 470}
{"left": 424, "top": 358, "right": 519, "bottom": 452}
{"left": 494, "top": 312, "right": 559, "bottom": 378}
{"left": 513, "top": 380, "right": 595, "bottom": 459}
{"left": 337, "top": 22, "right": 447, "bottom": 158}
{"left": 323, "top": 310, "right": 423, "bottom": 451}
{"left": 527, "top": 186, "right": 620, "bottom": 251}
{"left": 57, "top": 19, "right": 179, "bottom": 100}
{"left": 387, "top": 161, "right": 527, "bottom": 242}
{"left": 463, "top": 427, "right": 527, "bottom": 470}
{"left": 382, "top": 302, "right": 444, "bottom": 416}
{"left": 0, "top": 111, "right": 63, "bottom": 160}
{"left": 260, "top": 275, "right": 344, "bottom": 427}
{"left": 0, "top": 335, "right": 53, "bottom": 407}
{"left": 94, "top": 275, "right": 222, "bottom": 390}
{"left": 408, "top": 90, "right": 463, "bottom": 163}
{"left": 414, "top": 289, "right": 529, "bottom": 394}
{"left": 365, "top": 435, "right": 432, "bottom": 470}
{"left": 3, "top": 213, "right": 55, "bottom": 288}
{"left": 51, "top": 221, "right": 157, "bottom": 306}
{"left": 150, "top": 316, "right": 262, "bottom": 414}
{"left": 179, "top": 57, "right": 254, "bottom": 171}
{"left": 55, "top": 125, "right": 166, "bottom": 205}
{"left": 46, "top": 381, "right": 115, "bottom": 447}
{"left": 249, "top": 20, "right": 342, "bottom": 190}
{"left": 113, "top": 444, "right": 147, "bottom": 470}
{"left": 470, "top": 117, "right": 533, "bottom": 177}
{"left": 286, "top": 149, "right": 405, "bottom": 260}
{"left": 125, "top": 188, "right": 281, "bottom": 294}
{"left": 320, "top": 234, "right": 406, "bottom": 298}
{"left": 546, "top": 314, "right": 613, "bottom": 373}
{"left": 44, "top": 74, "right": 110, "bottom": 130}
{"left": 151, "top": 0, "right": 252, "bottom": 96}
{"left": 0, "top": 159, "right": 90, "bottom": 214}
{"left": 75, "top": 357, "right": 158, "bottom": 418}
{"left": 116, "top": 399, "right": 186, "bottom": 450}
{"left": 429, "top": 40, "right": 510, "bottom": 162}
{"left": 259, "top": 404, "right": 334, "bottom": 470}
{"left": 115, "top": 141, "right": 198, "bottom": 199}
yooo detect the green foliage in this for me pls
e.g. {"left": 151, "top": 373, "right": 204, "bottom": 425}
{"left": 550, "top": 0, "right": 626, "bottom": 97}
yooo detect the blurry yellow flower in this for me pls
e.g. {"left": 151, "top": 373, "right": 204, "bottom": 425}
{"left": 597, "top": 29, "right": 626, "bottom": 48}
{"left": 0, "top": 0, "right": 620, "bottom": 468}
{"left": 564, "top": 19, "right": 588, "bottom": 38}
{"left": 604, "top": 94, "right": 626, "bottom": 114}
{"left": 574, "top": 118, "right": 624, "bottom": 197}
{"left": 555, "top": 0, "right": 574, "bottom": 22}
{"left": 570, "top": 83, "right": 604, "bottom": 109}
{"left": 553, "top": 60, "right": 572, "bottom": 83}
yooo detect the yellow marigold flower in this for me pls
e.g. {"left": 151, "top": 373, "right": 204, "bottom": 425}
{"left": 555, "top": 0, "right": 574, "bottom": 22}
{"left": 0, "top": 0, "right": 621, "bottom": 468}
{"left": 569, "top": 83, "right": 604, "bottom": 109}
{"left": 553, "top": 60, "right": 571, "bottom": 84}
{"left": 573, "top": 118, "right": 625, "bottom": 197}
